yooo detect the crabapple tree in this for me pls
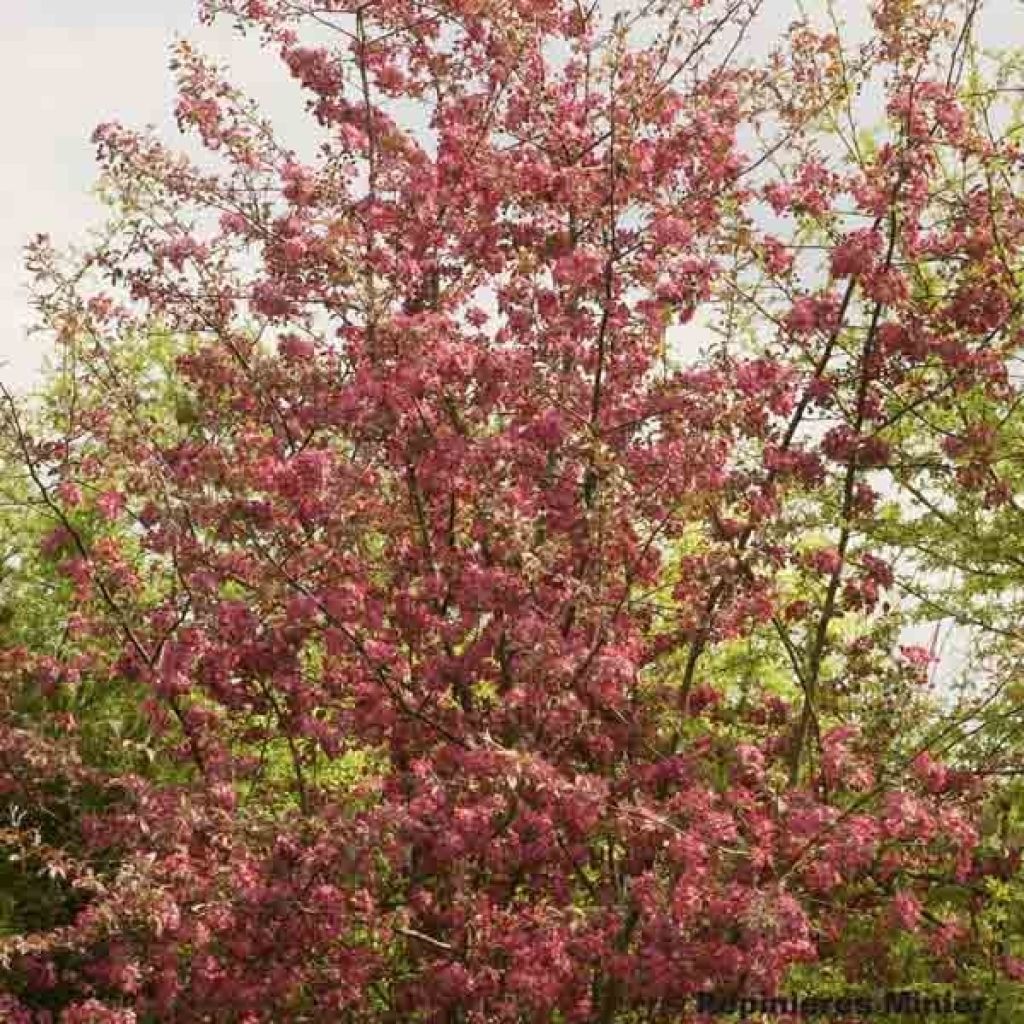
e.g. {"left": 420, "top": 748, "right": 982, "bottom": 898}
{"left": 2, "top": 0, "right": 1024, "bottom": 1020}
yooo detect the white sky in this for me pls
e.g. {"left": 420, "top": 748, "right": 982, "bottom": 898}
{"left": 0, "top": 0, "right": 312, "bottom": 392}
{"left": 2, "top": 0, "right": 1016, "bottom": 391}
{"left": 0, "top": 0, "right": 840, "bottom": 391}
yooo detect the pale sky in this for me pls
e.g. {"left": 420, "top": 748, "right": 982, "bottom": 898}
{"left": 0, "top": 0, "right": 311, "bottom": 392}
{"left": 0, "top": 0, "right": 1017, "bottom": 392}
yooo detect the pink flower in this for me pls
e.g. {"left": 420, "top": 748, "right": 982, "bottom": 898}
{"left": 57, "top": 480, "right": 83, "bottom": 507}
{"left": 900, "top": 645, "right": 933, "bottom": 666}
{"left": 652, "top": 216, "right": 693, "bottom": 248}
{"left": 764, "top": 182, "right": 794, "bottom": 213}
{"left": 251, "top": 280, "right": 293, "bottom": 318}
{"left": 785, "top": 297, "right": 818, "bottom": 334}
{"left": 281, "top": 236, "right": 308, "bottom": 262}
{"left": 552, "top": 246, "right": 604, "bottom": 289}
{"left": 890, "top": 891, "right": 923, "bottom": 931}
{"left": 60, "top": 1002, "right": 137, "bottom": 1024}
{"left": 911, "top": 752, "right": 949, "bottom": 793}
{"left": 806, "top": 547, "right": 842, "bottom": 575}
{"left": 830, "top": 229, "right": 881, "bottom": 278}
{"left": 1003, "top": 956, "right": 1024, "bottom": 981}
{"left": 96, "top": 490, "right": 126, "bottom": 521}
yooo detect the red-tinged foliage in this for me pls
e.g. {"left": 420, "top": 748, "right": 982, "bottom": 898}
{"left": 2, "top": 0, "right": 1024, "bottom": 1020}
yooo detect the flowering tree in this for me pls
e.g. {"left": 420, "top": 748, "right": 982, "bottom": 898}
{"left": 2, "top": 0, "right": 1024, "bottom": 1020}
